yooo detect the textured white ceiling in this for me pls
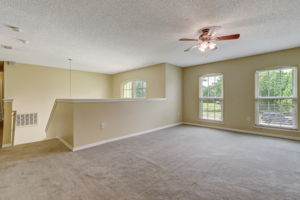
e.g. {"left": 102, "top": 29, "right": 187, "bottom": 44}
{"left": 0, "top": 0, "right": 300, "bottom": 74}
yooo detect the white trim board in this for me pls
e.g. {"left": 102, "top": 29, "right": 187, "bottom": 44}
{"left": 183, "top": 122, "right": 300, "bottom": 142}
{"left": 45, "top": 102, "right": 58, "bottom": 132}
{"left": 2, "top": 144, "right": 12, "bottom": 148}
{"left": 3, "top": 98, "right": 13, "bottom": 103}
{"left": 56, "top": 136, "right": 73, "bottom": 151}
{"left": 72, "top": 122, "right": 182, "bottom": 151}
{"left": 56, "top": 98, "right": 166, "bottom": 103}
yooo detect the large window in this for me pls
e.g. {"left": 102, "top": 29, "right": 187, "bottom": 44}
{"left": 199, "top": 74, "right": 223, "bottom": 121}
{"left": 121, "top": 80, "right": 147, "bottom": 98}
{"left": 255, "top": 67, "right": 297, "bottom": 129}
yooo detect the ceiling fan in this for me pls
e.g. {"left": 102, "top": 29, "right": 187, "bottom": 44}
{"left": 179, "top": 26, "right": 240, "bottom": 52}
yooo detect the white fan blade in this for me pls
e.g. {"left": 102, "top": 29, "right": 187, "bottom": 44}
{"left": 184, "top": 45, "right": 198, "bottom": 52}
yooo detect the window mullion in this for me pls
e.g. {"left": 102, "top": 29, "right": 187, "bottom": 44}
{"left": 267, "top": 71, "right": 270, "bottom": 97}
{"left": 132, "top": 81, "right": 136, "bottom": 98}
{"left": 208, "top": 77, "right": 210, "bottom": 97}
{"left": 213, "top": 99, "right": 215, "bottom": 120}
{"left": 280, "top": 69, "right": 282, "bottom": 97}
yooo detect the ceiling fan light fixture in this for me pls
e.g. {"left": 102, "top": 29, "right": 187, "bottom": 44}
{"left": 198, "top": 45, "right": 206, "bottom": 52}
{"left": 208, "top": 42, "right": 216, "bottom": 50}
{"left": 200, "top": 41, "right": 208, "bottom": 49}
{"left": 179, "top": 26, "right": 240, "bottom": 52}
{"left": 198, "top": 41, "right": 208, "bottom": 52}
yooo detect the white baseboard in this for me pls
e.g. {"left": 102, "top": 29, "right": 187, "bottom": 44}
{"left": 183, "top": 122, "right": 300, "bottom": 141}
{"left": 73, "top": 122, "right": 183, "bottom": 151}
{"left": 56, "top": 136, "right": 73, "bottom": 151}
{"left": 2, "top": 144, "right": 12, "bottom": 148}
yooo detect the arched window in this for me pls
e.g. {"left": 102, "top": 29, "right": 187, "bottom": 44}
{"left": 121, "top": 80, "right": 147, "bottom": 98}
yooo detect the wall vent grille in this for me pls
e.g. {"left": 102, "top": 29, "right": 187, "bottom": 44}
{"left": 16, "top": 113, "right": 38, "bottom": 127}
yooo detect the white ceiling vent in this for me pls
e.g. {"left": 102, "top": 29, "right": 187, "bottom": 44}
{"left": 16, "top": 113, "right": 38, "bottom": 127}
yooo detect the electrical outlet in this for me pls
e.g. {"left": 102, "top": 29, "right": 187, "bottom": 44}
{"left": 246, "top": 116, "right": 251, "bottom": 122}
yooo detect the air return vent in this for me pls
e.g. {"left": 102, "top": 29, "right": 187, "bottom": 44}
{"left": 16, "top": 113, "right": 38, "bottom": 127}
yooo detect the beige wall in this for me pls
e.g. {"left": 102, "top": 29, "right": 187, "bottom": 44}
{"left": 47, "top": 64, "right": 182, "bottom": 149}
{"left": 165, "top": 63, "right": 183, "bottom": 123}
{"left": 47, "top": 102, "right": 74, "bottom": 146}
{"left": 74, "top": 64, "right": 181, "bottom": 148}
{"left": 183, "top": 47, "right": 300, "bottom": 138}
{"left": 70, "top": 70, "right": 112, "bottom": 98}
{"left": 4, "top": 63, "right": 112, "bottom": 145}
{"left": 112, "top": 63, "right": 165, "bottom": 98}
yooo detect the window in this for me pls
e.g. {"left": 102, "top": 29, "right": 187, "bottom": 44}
{"left": 199, "top": 74, "right": 223, "bottom": 121}
{"left": 121, "top": 80, "right": 147, "bottom": 98}
{"left": 255, "top": 67, "right": 297, "bottom": 129}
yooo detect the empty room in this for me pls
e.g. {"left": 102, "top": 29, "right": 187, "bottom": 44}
{"left": 1, "top": 0, "right": 300, "bottom": 199}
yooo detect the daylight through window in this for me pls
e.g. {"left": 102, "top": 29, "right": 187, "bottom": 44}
{"left": 199, "top": 74, "right": 223, "bottom": 121}
{"left": 121, "top": 80, "right": 147, "bottom": 98}
{"left": 255, "top": 67, "right": 298, "bottom": 129}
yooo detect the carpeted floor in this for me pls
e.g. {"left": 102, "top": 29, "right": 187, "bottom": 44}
{"left": 1, "top": 125, "right": 300, "bottom": 200}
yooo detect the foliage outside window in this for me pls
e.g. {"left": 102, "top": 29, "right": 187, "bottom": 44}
{"left": 255, "top": 67, "right": 298, "bottom": 129}
{"left": 199, "top": 74, "right": 223, "bottom": 121}
{"left": 121, "top": 80, "right": 146, "bottom": 98}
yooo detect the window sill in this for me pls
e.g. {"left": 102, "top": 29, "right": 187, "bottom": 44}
{"left": 198, "top": 119, "right": 224, "bottom": 124}
{"left": 254, "top": 125, "right": 299, "bottom": 133}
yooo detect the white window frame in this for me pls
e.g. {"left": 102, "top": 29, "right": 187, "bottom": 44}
{"left": 199, "top": 73, "right": 224, "bottom": 122}
{"left": 121, "top": 80, "right": 147, "bottom": 98}
{"left": 255, "top": 66, "right": 298, "bottom": 130}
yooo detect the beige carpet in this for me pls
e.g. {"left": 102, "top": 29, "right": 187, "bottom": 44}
{"left": 1, "top": 125, "right": 300, "bottom": 200}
